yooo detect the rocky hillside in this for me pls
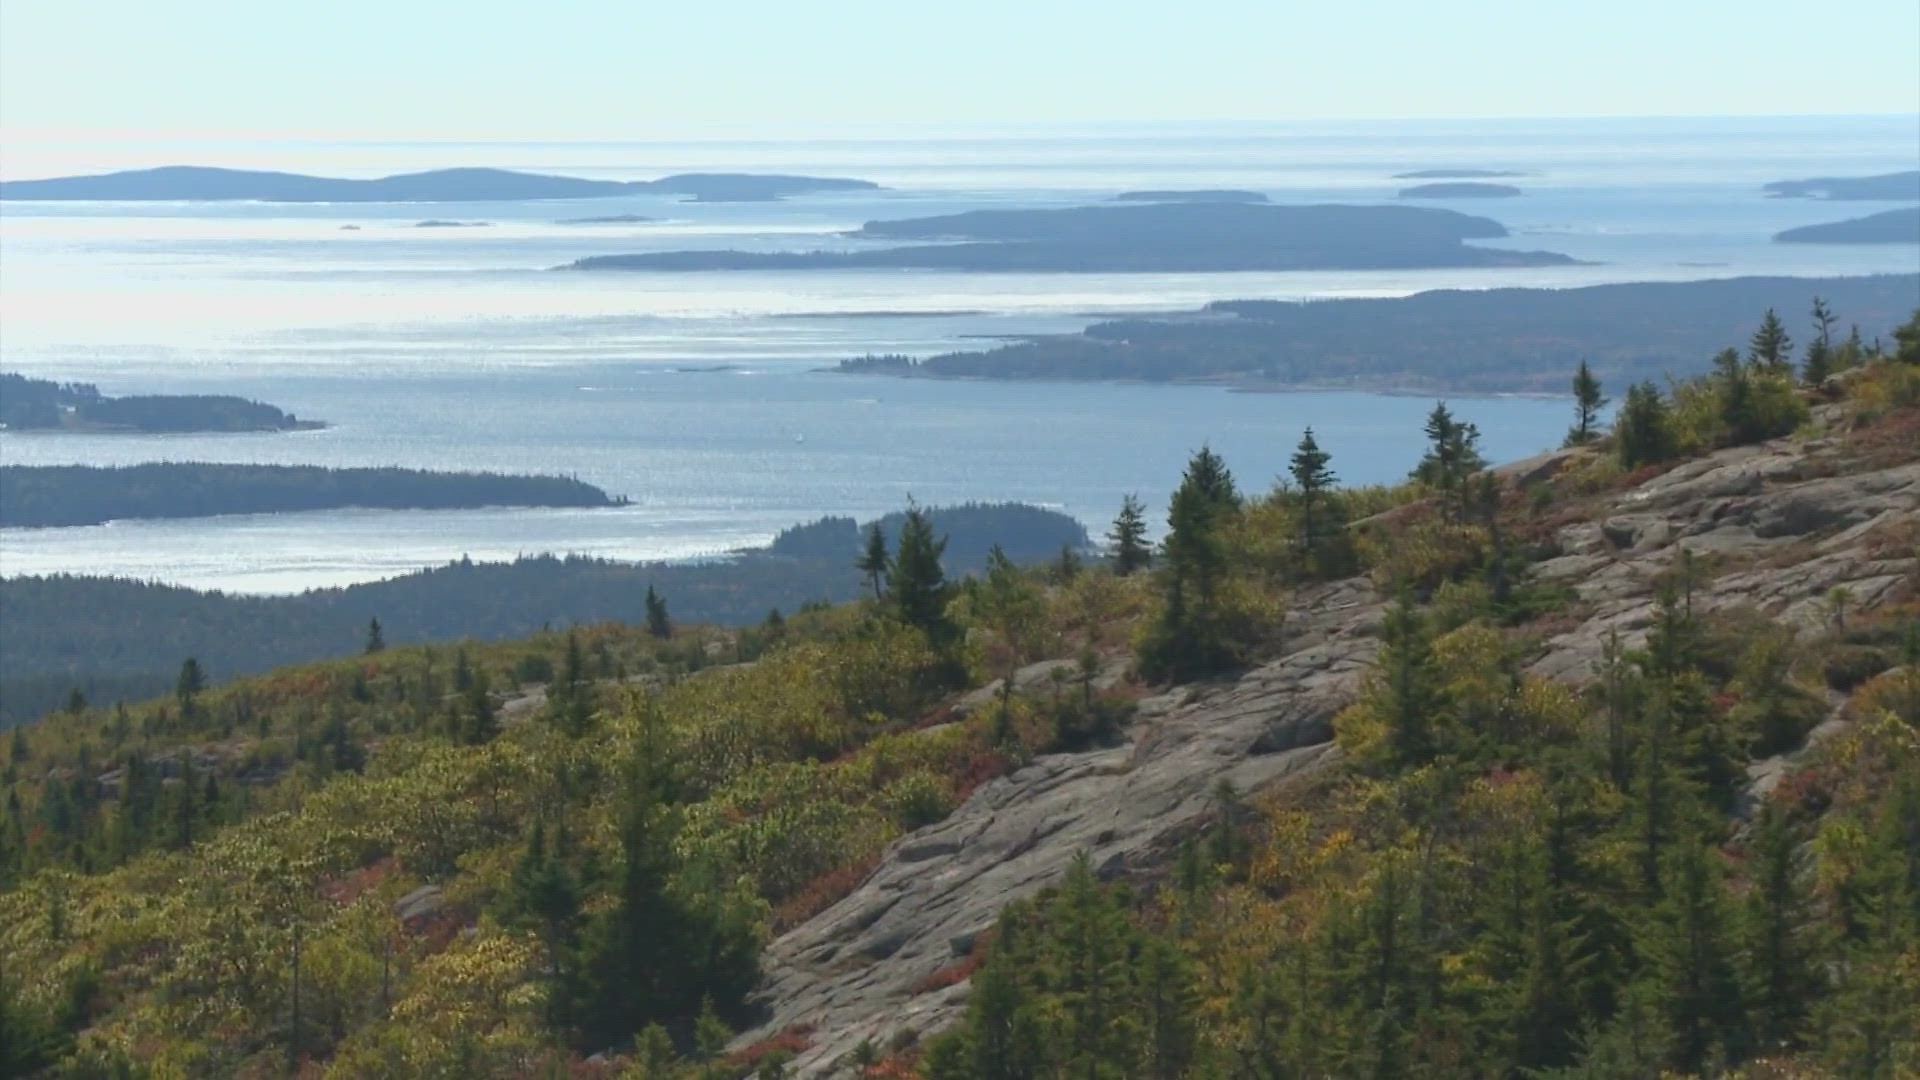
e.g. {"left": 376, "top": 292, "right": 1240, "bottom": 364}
{"left": 734, "top": 400, "right": 1920, "bottom": 1075}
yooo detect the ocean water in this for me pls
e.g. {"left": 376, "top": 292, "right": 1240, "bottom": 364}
{"left": 2, "top": 118, "right": 1917, "bottom": 592}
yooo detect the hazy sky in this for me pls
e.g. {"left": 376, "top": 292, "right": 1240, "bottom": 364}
{"left": 3, "top": 0, "right": 1918, "bottom": 140}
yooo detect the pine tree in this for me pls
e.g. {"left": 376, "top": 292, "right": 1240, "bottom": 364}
{"left": 364, "top": 617, "right": 385, "bottom": 654}
{"left": 887, "top": 503, "right": 955, "bottom": 644}
{"left": 1107, "top": 494, "right": 1151, "bottom": 575}
{"left": 856, "top": 522, "right": 891, "bottom": 600}
{"left": 644, "top": 586, "right": 671, "bottom": 639}
{"left": 1183, "top": 444, "right": 1241, "bottom": 510}
{"left": 1614, "top": 381, "right": 1676, "bottom": 469}
{"left": 1895, "top": 308, "right": 1920, "bottom": 365}
{"left": 63, "top": 688, "right": 86, "bottom": 715}
{"left": 500, "top": 820, "right": 583, "bottom": 1031}
{"left": 456, "top": 670, "right": 497, "bottom": 745}
{"left": 1289, "top": 427, "right": 1337, "bottom": 567}
{"left": 1748, "top": 308, "right": 1793, "bottom": 371}
{"left": 1565, "top": 360, "right": 1608, "bottom": 447}
{"left": 1376, "top": 592, "right": 1444, "bottom": 768}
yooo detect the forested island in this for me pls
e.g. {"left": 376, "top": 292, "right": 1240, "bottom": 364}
{"left": 1763, "top": 169, "right": 1920, "bottom": 200}
{"left": 0, "top": 166, "right": 880, "bottom": 203}
{"left": 1774, "top": 207, "right": 1920, "bottom": 244}
{"left": 838, "top": 274, "right": 1920, "bottom": 391}
{"left": 0, "top": 374, "right": 320, "bottom": 433}
{"left": 0, "top": 502, "right": 1087, "bottom": 722}
{"left": 1398, "top": 181, "right": 1522, "bottom": 198}
{"left": 1111, "top": 189, "right": 1268, "bottom": 203}
{"left": 564, "top": 202, "right": 1573, "bottom": 273}
{"left": 0, "top": 463, "right": 621, "bottom": 528}
{"left": 556, "top": 214, "right": 657, "bottom": 224}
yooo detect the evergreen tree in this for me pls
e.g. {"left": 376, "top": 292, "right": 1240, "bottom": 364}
{"left": 63, "top": 688, "right": 86, "bottom": 715}
{"left": 644, "top": 586, "right": 671, "bottom": 639}
{"left": 499, "top": 820, "right": 583, "bottom": 1032}
{"left": 1375, "top": 592, "right": 1444, "bottom": 768}
{"left": 1138, "top": 449, "right": 1241, "bottom": 682}
{"left": 887, "top": 503, "right": 955, "bottom": 644}
{"left": 175, "top": 657, "right": 206, "bottom": 715}
{"left": 1895, "top": 308, "right": 1920, "bottom": 365}
{"left": 856, "top": 522, "right": 891, "bottom": 600}
{"left": 1743, "top": 802, "right": 1818, "bottom": 1049}
{"left": 547, "top": 632, "right": 592, "bottom": 737}
{"left": 1801, "top": 296, "right": 1839, "bottom": 387}
{"left": 1613, "top": 381, "right": 1676, "bottom": 469}
{"left": 1289, "top": 427, "right": 1338, "bottom": 567}
{"left": 364, "top": 617, "right": 385, "bottom": 654}
{"left": 1107, "top": 494, "right": 1152, "bottom": 575}
{"left": 1565, "top": 360, "right": 1608, "bottom": 447}
{"left": 456, "top": 670, "right": 497, "bottom": 745}
{"left": 1411, "top": 402, "right": 1486, "bottom": 518}
{"left": 1748, "top": 308, "right": 1793, "bottom": 371}
{"left": 1640, "top": 838, "right": 1751, "bottom": 1074}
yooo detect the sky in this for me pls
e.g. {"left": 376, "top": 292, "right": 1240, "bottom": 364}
{"left": 2, "top": 0, "right": 1918, "bottom": 144}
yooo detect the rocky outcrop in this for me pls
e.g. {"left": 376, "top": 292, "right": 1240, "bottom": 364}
{"left": 1529, "top": 441, "right": 1918, "bottom": 681}
{"left": 732, "top": 579, "right": 1379, "bottom": 1072}
{"left": 736, "top": 431, "right": 1916, "bottom": 1073}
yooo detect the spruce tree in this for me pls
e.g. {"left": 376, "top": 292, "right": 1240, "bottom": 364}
{"left": 1107, "top": 494, "right": 1151, "bottom": 575}
{"left": 644, "top": 586, "right": 671, "bottom": 639}
{"left": 175, "top": 657, "right": 206, "bottom": 716}
{"left": 1289, "top": 427, "right": 1337, "bottom": 567}
{"left": 887, "top": 503, "right": 955, "bottom": 644}
{"left": 364, "top": 617, "right": 385, "bottom": 654}
{"left": 1138, "top": 448, "right": 1240, "bottom": 682}
{"left": 1743, "top": 802, "right": 1818, "bottom": 1048}
{"left": 1748, "top": 308, "right": 1793, "bottom": 371}
{"left": 1183, "top": 444, "right": 1241, "bottom": 510}
{"left": 855, "top": 522, "right": 891, "bottom": 600}
{"left": 1641, "top": 838, "right": 1751, "bottom": 1074}
{"left": 1614, "top": 381, "right": 1675, "bottom": 469}
{"left": 1412, "top": 402, "right": 1486, "bottom": 518}
{"left": 1801, "top": 296, "right": 1839, "bottom": 386}
{"left": 1565, "top": 360, "right": 1608, "bottom": 447}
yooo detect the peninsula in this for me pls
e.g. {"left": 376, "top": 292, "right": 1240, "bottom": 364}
{"left": 837, "top": 273, "right": 1919, "bottom": 392}
{"left": 1763, "top": 170, "right": 1920, "bottom": 201}
{"left": 1773, "top": 208, "right": 1920, "bottom": 244}
{"left": 562, "top": 202, "right": 1573, "bottom": 273}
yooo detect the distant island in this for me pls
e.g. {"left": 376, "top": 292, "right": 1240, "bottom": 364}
{"left": 646, "top": 173, "right": 878, "bottom": 202}
{"left": 0, "top": 166, "right": 881, "bottom": 203}
{"left": 1763, "top": 170, "right": 1920, "bottom": 201}
{"left": 0, "top": 501, "right": 1086, "bottom": 720}
{"left": 413, "top": 219, "right": 491, "bottom": 228}
{"left": 1391, "top": 168, "right": 1526, "bottom": 179}
{"left": 0, "top": 373, "right": 321, "bottom": 434}
{"left": 836, "top": 273, "right": 1919, "bottom": 393}
{"left": 0, "top": 463, "right": 622, "bottom": 528}
{"left": 1774, "top": 208, "right": 1920, "bottom": 245}
{"left": 557, "top": 213, "right": 657, "bottom": 225}
{"left": 563, "top": 202, "right": 1574, "bottom": 273}
{"left": 1399, "top": 182, "right": 1522, "bottom": 199}
{"left": 1112, "top": 189, "right": 1269, "bottom": 204}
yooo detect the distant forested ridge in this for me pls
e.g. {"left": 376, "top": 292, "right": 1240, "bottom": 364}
{"left": 0, "top": 463, "right": 619, "bottom": 528}
{"left": 0, "top": 166, "right": 879, "bottom": 203}
{"left": 1774, "top": 208, "right": 1920, "bottom": 245}
{"left": 838, "top": 274, "right": 1920, "bottom": 392}
{"left": 0, "top": 502, "right": 1087, "bottom": 724}
{"left": 564, "top": 202, "right": 1573, "bottom": 273}
{"left": 1398, "top": 182, "right": 1522, "bottom": 198}
{"left": 0, "top": 373, "right": 318, "bottom": 433}
{"left": 1764, "top": 169, "right": 1920, "bottom": 200}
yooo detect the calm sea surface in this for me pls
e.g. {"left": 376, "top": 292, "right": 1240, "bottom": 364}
{"left": 3, "top": 118, "right": 1917, "bottom": 592}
